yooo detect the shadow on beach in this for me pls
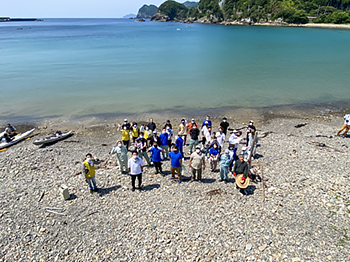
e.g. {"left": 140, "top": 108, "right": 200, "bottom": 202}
{"left": 98, "top": 185, "right": 121, "bottom": 196}
{"left": 142, "top": 184, "right": 160, "bottom": 191}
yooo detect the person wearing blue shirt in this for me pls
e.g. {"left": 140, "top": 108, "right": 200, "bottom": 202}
{"left": 220, "top": 149, "right": 231, "bottom": 183}
{"left": 159, "top": 128, "right": 169, "bottom": 160}
{"left": 175, "top": 133, "right": 184, "bottom": 157}
{"left": 169, "top": 145, "right": 183, "bottom": 183}
{"left": 209, "top": 145, "right": 220, "bottom": 172}
{"left": 147, "top": 142, "right": 165, "bottom": 175}
{"left": 202, "top": 115, "right": 212, "bottom": 127}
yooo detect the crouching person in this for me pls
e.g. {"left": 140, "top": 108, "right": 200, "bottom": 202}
{"left": 233, "top": 154, "right": 249, "bottom": 194}
{"left": 83, "top": 153, "right": 101, "bottom": 193}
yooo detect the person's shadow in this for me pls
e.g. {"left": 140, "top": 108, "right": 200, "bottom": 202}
{"left": 245, "top": 185, "right": 257, "bottom": 196}
{"left": 98, "top": 185, "right": 121, "bottom": 197}
{"left": 201, "top": 178, "right": 216, "bottom": 183}
{"left": 142, "top": 184, "right": 160, "bottom": 191}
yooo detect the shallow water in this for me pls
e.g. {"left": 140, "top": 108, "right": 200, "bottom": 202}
{"left": 1, "top": 18, "right": 350, "bottom": 121}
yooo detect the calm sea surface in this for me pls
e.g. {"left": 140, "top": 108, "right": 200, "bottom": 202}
{"left": 1, "top": 18, "right": 350, "bottom": 120}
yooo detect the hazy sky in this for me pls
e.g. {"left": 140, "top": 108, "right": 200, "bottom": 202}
{"left": 1, "top": 0, "right": 167, "bottom": 18}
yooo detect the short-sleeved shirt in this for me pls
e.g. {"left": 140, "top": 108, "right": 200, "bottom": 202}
{"left": 159, "top": 133, "right": 169, "bottom": 146}
{"left": 149, "top": 146, "right": 162, "bottom": 162}
{"left": 209, "top": 148, "right": 219, "bottom": 156}
{"left": 175, "top": 137, "right": 183, "bottom": 149}
{"left": 128, "top": 157, "right": 145, "bottom": 175}
{"left": 190, "top": 152, "right": 205, "bottom": 169}
{"left": 169, "top": 151, "right": 182, "bottom": 168}
{"left": 216, "top": 132, "right": 225, "bottom": 146}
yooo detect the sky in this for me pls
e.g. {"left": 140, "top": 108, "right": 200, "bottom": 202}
{"left": 1, "top": 0, "right": 168, "bottom": 18}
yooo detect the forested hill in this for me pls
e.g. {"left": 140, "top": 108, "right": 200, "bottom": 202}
{"left": 151, "top": 0, "right": 350, "bottom": 24}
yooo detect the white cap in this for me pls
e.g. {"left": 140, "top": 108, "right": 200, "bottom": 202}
{"left": 124, "top": 119, "right": 128, "bottom": 122}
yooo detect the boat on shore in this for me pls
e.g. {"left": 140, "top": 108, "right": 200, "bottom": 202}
{"left": 0, "top": 128, "right": 35, "bottom": 150}
{"left": 33, "top": 130, "right": 73, "bottom": 145}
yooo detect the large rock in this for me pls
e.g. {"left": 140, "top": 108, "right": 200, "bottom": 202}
{"left": 136, "top": 4, "right": 158, "bottom": 19}
{"left": 150, "top": 13, "right": 170, "bottom": 22}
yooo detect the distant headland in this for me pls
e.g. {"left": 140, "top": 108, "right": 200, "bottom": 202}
{"left": 0, "top": 17, "right": 43, "bottom": 22}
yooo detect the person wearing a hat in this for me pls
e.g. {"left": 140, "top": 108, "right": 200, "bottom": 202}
{"left": 233, "top": 154, "right": 249, "bottom": 193}
{"left": 82, "top": 153, "right": 101, "bottom": 193}
{"left": 131, "top": 122, "right": 140, "bottom": 144}
{"left": 110, "top": 140, "right": 128, "bottom": 174}
{"left": 135, "top": 133, "right": 151, "bottom": 166}
{"left": 121, "top": 119, "right": 131, "bottom": 131}
{"left": 178, "top": 118, "right": 188, "bottom": 146}
{"left": 229, "top": 130, "right": 242, "bottom": 163}
{"left": 147, "top": 118, "right": 156, "bottom": 131}
{"left": 150, "top": 130, "right": 161, "bottom": 146}
{"left": 220, "top": 149, "right": 232, "bottom": 183}
{"left": 220, "top": 117, "right": 229, "bottom": 135}
{"left": 128, "top": 151, "right": 145, "bottom": 191}
{"left": 5, "top": 123, "right": 17, "bottom": 137}
{"left": 147, "top": 142, "right": 165, "bottom": 175}
{"left": 189, "top": 146, "right": 206, "bottom": 182}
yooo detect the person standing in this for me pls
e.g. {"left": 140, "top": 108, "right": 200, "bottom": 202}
{"left": 82, "top": 153, "right": 100, "bottom": 193}
{"left": 247, "top": 128, "right": 258, "bottom": 160}
{"left": 164, "top": 119, "right": 173, "bottom": 129}
{"left": 128, "top": 151, "right": 145, "bottom": 191}
{"left": 337, "top": 114, "right": 350, "bottom": 137}
{"left": 178, "top": 118, "right": 188, "bottom": 146}
{"left": 189, "top": 146, "right": 206, "bottom": 182}
{"left": 148, "top": 118, "right": 156, "bottom": 131}
{"left": 148, "top": 142, "right": 165, "bottom": 175}
{"left": 135, "top": 135, "right": 151, "bottom": 166}
{"left": 220, "top": 149, "right": 231, "bottom": 183}
{"left": 166, "top": 126, "right": 173, "bottom": 147}
{"left": 159, "top": 128, "right": 169, "bottom": 160}
{"left": 216, "top": 127, "right": 226, "bottom": 153}
{"left": 131, "top": 123, "right": 140, "bottom": 143}
{"left": 220, "top": 117, "right": 230, "bottom": 135}
{"left": 175, "top": 132, "right": 184, "bottom": 157}
{"left": 150, "top": 130, "right": 161, "bottom": 146}
{"left": 188, "top": 118, "right": 198, "bottom": 131}
{"left": 202, "top": 115, "right": 212, "bottom": 127}
{"left": 246, "top": 120, "right": 256, "bottom": 146}
{"left": 189, "top": 125, "right": 200, "bottom": 155}
{"left": 209, "top": 144, "right": 220, "bottom": 172}
{"left": 144, "top": 125, "right": 152, "bottom": 147}
{"left": 204, "top": 127, "right": 213, "bottom": 157}
{"left": 120, "top": 126, "right": 130, "bottom": 150}
{"left": 110, "top": 141, "right": 128, "bottom": 174}
{"left": 201, "top": 121, "right": 210, "bottom": 149}
{"left": 121, "top": 119, "right": 131, "bottom": 131}
{"left": 169, "top": 145, "right": 183, "bottom": 183}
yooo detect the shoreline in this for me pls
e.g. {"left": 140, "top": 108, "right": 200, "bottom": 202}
{"left": 219, "top": 21, "right": 350, "bottom": 29}
{"left": 2, "top": 101, "right": 350, "bottom": 133}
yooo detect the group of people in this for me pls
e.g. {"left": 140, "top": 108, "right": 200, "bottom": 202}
{"left": 83, "top": 117, "right": 259, "bottom": 193}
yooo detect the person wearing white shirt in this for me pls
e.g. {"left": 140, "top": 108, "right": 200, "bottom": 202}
{"left": 128, "top": 151, "right": 145, "bottom": 191}
{"left": 215, "top": 128, "right": 226, "bottom": 153}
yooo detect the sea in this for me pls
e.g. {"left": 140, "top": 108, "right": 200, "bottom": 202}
{"left": 1, "top": 18, "right": 350, "bottom": 122}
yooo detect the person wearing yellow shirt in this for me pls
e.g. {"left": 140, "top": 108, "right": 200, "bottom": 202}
{"left": 131, "top": 123, "right": 140, "bottom": 143}
{"left": 82, "top": 153, "right": 100, "bottom": 193}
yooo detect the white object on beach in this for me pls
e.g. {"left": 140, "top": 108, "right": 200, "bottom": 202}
{"left": 33, "top": 130, "right": 73, "bottom": 145}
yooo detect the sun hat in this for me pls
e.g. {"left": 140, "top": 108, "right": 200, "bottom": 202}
{"left": 124, "top": 119, "right": 128, "bottom": 122}
{"left": 153, "top": 131, "right": 157, "bottom": 134}
{"left": 235, "top": 174, "right": 250, "bottom": 189}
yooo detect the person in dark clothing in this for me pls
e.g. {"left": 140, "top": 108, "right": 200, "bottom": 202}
{"left": 150, "top": 131, "right": 161, "bottom": 146}
{"left": 220, "top": 117, "right": 230, "bottom": 135}
{"left": 147, "top": 142, "right": 165, "bottom": 175}
{"left": 233, "top": 154, "right": 249, "bottom": 194}
{"left": 121, "top": 119, "right": 131, "bottom": 131}
{"left": 189, "top": 126, "right": 200, "bottom": 154}
{"left": 148, "top": 118, "right": 156, "bottom": 131}
{"left": 164, "top": 120, "right": 173, "bottom": 130}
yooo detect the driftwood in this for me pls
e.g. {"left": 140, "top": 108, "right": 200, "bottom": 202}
{"left": 307, "top": 141, "right": 344, "bottom": 153}
{"left": 45, "top": 207, "right": 66, "bottom": 216}
{"left": 259, "top": 131, "right": 273, "bottom": 139}
{"left": 38, "top": 191, "right": 45, "bottom": 202}
{"left": 261, "top": 163, "right": 265, "bottom": 202}
{"left": 294, "top": 123, "right": 308, "bottom": 128}
{"left": 205, "top": 189, "right": 222, "bottom": 196}
{"left": 46, "top": 210, "right": 67, "bottom": 216}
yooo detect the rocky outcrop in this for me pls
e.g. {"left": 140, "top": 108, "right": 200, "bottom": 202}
{"left": 150, "top": 13, "right": 171, "bottom": 22}
{"left": 137, "top": 4, "right": 158, "bottom": 19}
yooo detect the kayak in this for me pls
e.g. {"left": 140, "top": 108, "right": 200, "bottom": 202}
{"left": 33, "top": 130, "right": 73, "bottom": 145}
{"left": 0, "top": 128, "right": 35, "bottom": 150}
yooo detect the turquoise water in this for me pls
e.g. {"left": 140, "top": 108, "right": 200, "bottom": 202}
{"left": 1, "top": 18, "right": 350, "bottom": 120}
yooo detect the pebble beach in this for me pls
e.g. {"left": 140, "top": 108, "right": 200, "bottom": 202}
{"left": 1, "top": 110, "right": 350, "bottom": 261}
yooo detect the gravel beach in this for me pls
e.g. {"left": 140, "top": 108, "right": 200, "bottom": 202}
{"left": 1, "top": 112, "right": 349, "bottom": 261}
